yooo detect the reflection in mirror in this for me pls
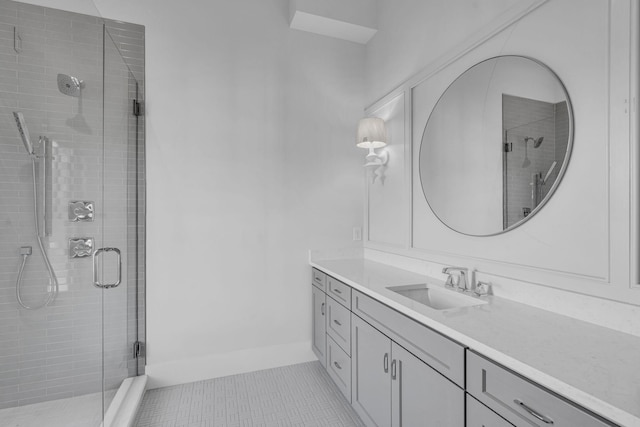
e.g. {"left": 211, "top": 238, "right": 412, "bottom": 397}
{"left": 503, "top": 95, "right": 570, "bottom": 228}
{"left": 419, "top": 56, "right": 573, "bottom": 236}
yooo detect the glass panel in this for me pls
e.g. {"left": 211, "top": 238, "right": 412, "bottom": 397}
{"left": 101, "top": 23, "right": 142, "bottom": 413}
{"left": 0, "top": 1, "right": 106, "bottom": 425}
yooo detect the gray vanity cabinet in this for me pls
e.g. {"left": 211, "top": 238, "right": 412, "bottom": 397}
{"left": 313, "top": 268, "right": 620, "bottom": 427}
{"left": 352, "top": 314, "right": 464, "bottom": 427}
{"left": 311, "top": 283, "right": 326, "bottom": 367}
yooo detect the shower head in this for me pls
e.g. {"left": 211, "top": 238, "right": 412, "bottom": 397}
{"left": 57, "top": 73, "right": 84, "bottom": 97}
{"left": 12, "top": 112, "right": 33, "bottom": 155}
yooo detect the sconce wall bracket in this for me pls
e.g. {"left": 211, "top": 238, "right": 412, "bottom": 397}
{"left": 364, "top": 147, "right": 389, "bottom": 167}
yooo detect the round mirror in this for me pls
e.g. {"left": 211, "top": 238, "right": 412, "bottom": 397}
{"left": 419, "top": 56, "right": 573, "bottom": 236}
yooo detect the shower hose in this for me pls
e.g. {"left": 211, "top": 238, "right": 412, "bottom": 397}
{"left": 15, "top": 155, "right": 59, "bottom": 310}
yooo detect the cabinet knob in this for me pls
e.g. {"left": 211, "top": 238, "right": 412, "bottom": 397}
{"left": 334, "top": 361, "right": 342, "bottom": 370}
{"left": 321, "top": 302, "right": 325, "bottom": 316}
{"left": 391, "top": 359, "right": 397, "bottom": 380}
{"left": 383, "top": 353, "right": 389, "bottom": 373}
{"left": 333, "top": 319, "right": 342, "bottom": 326}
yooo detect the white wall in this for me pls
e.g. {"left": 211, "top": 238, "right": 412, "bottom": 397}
{"left": 366, "top": 0, "right": 524, "bottom": 105}
{"left": 363, "top": 0, "right": 640, "bottom": 331}
{"left": 26, "top": 0, "right": 366, "bottom": 387}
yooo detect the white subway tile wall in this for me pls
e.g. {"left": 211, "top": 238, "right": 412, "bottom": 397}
{"left": 0, "top": 0, "right": 144, "bottom": 410}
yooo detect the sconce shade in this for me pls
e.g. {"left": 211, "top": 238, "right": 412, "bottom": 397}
{"left": 357, "top": 117, "right": 387, "bottom": 148}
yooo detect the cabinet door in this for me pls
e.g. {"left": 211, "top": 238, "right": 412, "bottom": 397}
{"left": 391, "top": 342, "right": 464, "bottom": 427}
{"left": 352, "top": 314, "right": 392, "bottom": 427}
{"left": 311, "top": 285, "right": 326, "bottom": 367}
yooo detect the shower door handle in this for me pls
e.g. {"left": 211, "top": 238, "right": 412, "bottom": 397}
{"left": 92, "top": 247, "right": 121, "bottom": 289}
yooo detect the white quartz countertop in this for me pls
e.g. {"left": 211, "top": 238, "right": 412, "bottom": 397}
{"left": 310, "top": 257, "right": 640, "bottom": 427}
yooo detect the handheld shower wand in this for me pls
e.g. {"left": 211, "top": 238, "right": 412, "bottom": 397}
{"left": 13, "top": 111, "right": 58, "bottom": 310}
{"left": 13, "top": 112, "right": 34, "bottom": 155}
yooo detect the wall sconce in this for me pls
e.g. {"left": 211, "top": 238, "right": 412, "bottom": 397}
{"left": 356, "top": 117, "right": 389, "bottom": 183}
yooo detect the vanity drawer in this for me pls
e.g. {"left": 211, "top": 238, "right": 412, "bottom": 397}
{"left": 326, "top": 295, "right": 351, "bottom": 355}
{"left": 327, "top": 335, "right": 351, "bottom": 402}
{"left": 327, "top": 276, "right": 351, "bottom": 308}
{"left": 312, "top": 268, "right": 326, "bottom": 291}
{"left": 352, "top": 289, "right": 464, "bottom": 387}
{"left": 467, "top": 351, "right": 615, "bottom": 427}
{"left": 467, "top": 394, "right": 514, "bottom": 427}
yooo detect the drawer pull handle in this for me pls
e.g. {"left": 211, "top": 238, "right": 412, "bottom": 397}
{"left": 333, "top": 288, "right": 342, "bottom": 294}
{"left": 334, "top": 361, "right": 342, "bottom": 370}
{"left": 383, "top": 353, "right": 389, "bottom": 373}
{"left": 321, "top": 302, "right": 325, "bottom": 316}
{"left": 514, "top": 399, "right": 554, "bottom": 424}
{"left": 333, "top": 319, "right": 342, "bottom": 326}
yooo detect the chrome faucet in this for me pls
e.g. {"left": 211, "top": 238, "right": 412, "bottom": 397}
{"left": 442, "top": 267, "right": 469, "bottom": 292}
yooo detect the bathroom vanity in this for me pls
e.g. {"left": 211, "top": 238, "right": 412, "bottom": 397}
{"left": 310, "top": 260, "right": 640, "bottom": 427}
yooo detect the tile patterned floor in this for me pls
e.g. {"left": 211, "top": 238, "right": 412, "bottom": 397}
{"left": 134, "top": 361, "right": 365, "bottom": 427}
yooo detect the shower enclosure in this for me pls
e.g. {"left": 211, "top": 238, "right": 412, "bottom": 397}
{"left": 0, "top": 1, "right": 145, "bottom": 426}
{"left": 502, "top": 94, "right": 570, "bottom": 229}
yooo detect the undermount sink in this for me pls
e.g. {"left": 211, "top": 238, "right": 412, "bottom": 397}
{"left": 387, "top": 284, "right": 487, "bottom": 310}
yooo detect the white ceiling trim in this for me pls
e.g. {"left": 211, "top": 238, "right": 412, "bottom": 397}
{"left": 290, "top": 10, "right": 377, "bottom": 44}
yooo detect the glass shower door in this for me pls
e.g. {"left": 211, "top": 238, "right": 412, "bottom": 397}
{"left": 100, "top": 24, "right": 144, "bottom": 415}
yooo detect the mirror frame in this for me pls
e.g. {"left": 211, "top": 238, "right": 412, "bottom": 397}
{"left": 419, "top": 55, "right": 575, "bottom": 236}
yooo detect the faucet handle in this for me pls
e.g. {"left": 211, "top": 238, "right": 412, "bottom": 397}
{"left": 444, "top": 274, "right": 456, "bottom": 288}
{"left": 458, "top": 270, "right": 469, "bottom": 292}
{"left": 442, "top": 266, "right": 470, "bottom": 291}
{"left": 474, "top": 281, "right": 491, "bottom": 297}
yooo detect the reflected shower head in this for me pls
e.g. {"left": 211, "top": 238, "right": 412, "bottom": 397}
{"left": 57, "top": 73, "right": 84, "bottom": 97}
{"left": 524, "top": 136, "right": 544, "bottom": 148}
{"left": 12, "top": 112, "right": 33, "bottom": 155}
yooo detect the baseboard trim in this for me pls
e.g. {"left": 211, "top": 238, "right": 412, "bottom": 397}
{"left": 146, "top": 341, "right": 317, "bottom": 389}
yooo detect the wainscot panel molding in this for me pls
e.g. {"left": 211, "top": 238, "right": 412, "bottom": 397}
{"left": 363, "top": 0, "right": 640, "bottom": 306}
{"left": 365, "top": 92, "right": 408, "bottom": 248}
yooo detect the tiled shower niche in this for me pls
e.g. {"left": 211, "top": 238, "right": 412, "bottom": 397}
{"left": 0, "top": 0, "right": 145, "bottom": 410}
